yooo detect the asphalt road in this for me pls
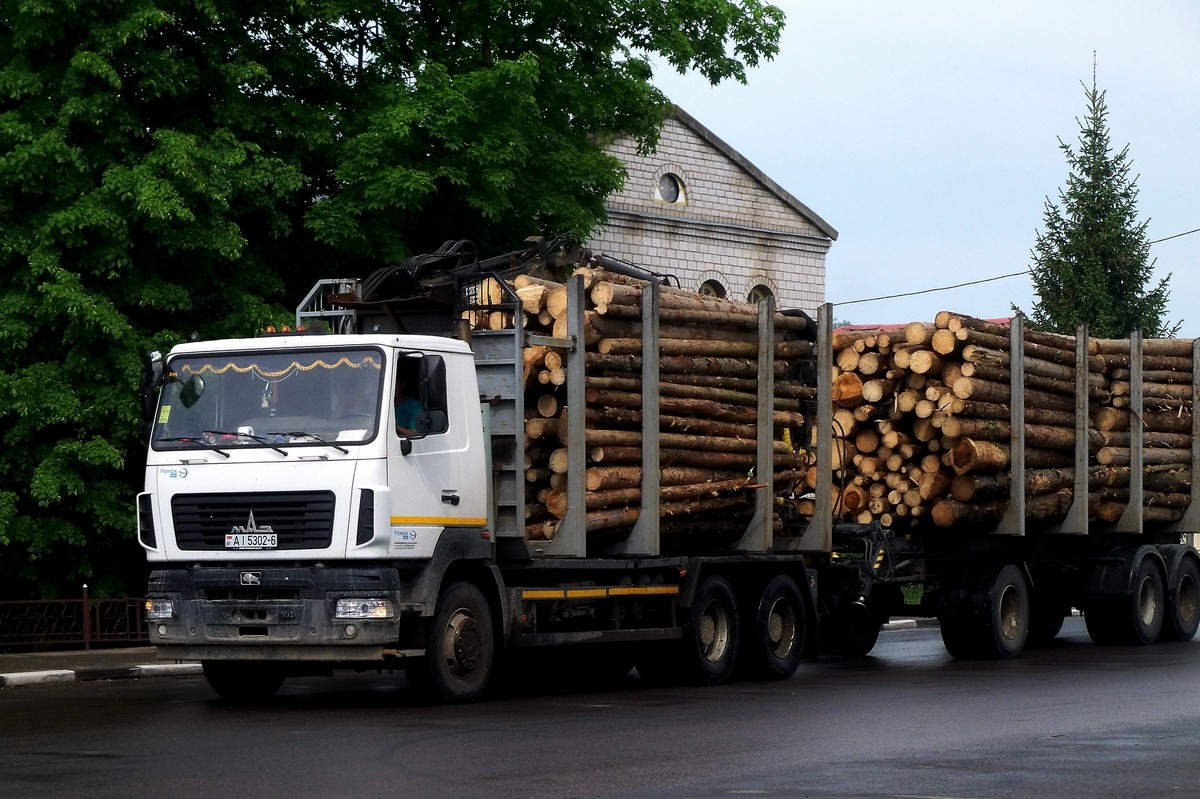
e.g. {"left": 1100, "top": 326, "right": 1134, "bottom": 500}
{"left": 3, "top": 617, "right": 1199, "bottom": 799}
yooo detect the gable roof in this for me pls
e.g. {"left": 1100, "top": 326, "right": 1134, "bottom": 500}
{"left": 671, "top": 105, "right": 839, "bottom": 241}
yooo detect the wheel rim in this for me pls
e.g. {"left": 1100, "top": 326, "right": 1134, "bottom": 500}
{"left": 1137, "top": 575, "right": 1160, "bottom": 628}
{"left": 766, "top": 597, "right": 797, "bottom": 659}
{"left": 998, "top": 584, "right": 1023, "bottom": 642}
{"left": 442, "top": 607, "right": 482, "bottom": 678}
{"left": 698, "top": 600, "right": 731, "bottom": 663}
{"left": 1179, "top": 572, "right": 1198, "bottom": 625}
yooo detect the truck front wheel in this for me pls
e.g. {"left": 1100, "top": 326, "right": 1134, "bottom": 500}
{"left": 409, "top": 581, "right": 495, "bottom": 703}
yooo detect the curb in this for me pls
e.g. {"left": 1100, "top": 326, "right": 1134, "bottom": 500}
{"left": 0, "top": 663, "right": 202, "bottom": 689}
{"left": 882, "top": 618, "right": 940, "bottom": 631}
{"left": 2, "top": 620, "right": 945, "bottom": 688}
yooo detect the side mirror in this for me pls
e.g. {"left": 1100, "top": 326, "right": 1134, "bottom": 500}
{"left": 138, "top": 351, "right": 164, "bottom": 423}
{"left": 419, "top": 355, "right": 447, "bottom": 412}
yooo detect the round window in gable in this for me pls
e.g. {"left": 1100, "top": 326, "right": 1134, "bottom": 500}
{"left": 657, "top": 173, "right": 686, "bottom": 205}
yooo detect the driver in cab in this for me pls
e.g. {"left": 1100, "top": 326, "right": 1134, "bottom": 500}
{"left": 394, "top": 377, "right": 423, "bottom": 436}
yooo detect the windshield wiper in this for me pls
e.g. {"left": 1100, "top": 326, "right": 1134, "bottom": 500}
{"left": 202, "top": 430, "right": 289, "bottom": 457}
{"left": 269, "top": 431, "right": 349, "bottom": 455}
{"left": 157, "top": 436, "right": 231, "bottom": 458}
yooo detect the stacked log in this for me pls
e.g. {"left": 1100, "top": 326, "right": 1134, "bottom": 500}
{"left": 471, "top": 264, "right": 1196, "bottom": 539}
{"left": 466, "top": 259, "right": 814, "bottom": 546}
{"left": 824, "top": 311, "right": 1195, "bottom": 530}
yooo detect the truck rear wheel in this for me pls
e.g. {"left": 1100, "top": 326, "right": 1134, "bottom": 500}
{"left": 1083, "top": 600, "right": 1122, "bottom": 644}
{"left": 408, "top": 581, "right": 495, "bottom": 703}
{"left": 744, "top": 575, "right": 806, "bottom": 679}
{"left": 1085, "top": 555, "right": 1164, "bottom": 646}
{"left": 828, "top": 601, "right": 883, "bottom": 658}
{"left": 201, "top": 661, "right": 285, "bottom": 702}
{"left": 683, "top": 575, "right": 740, "bottom": 685}
{"left": 990, "top": 565, "right": 1030, "bottom": 659}
{"left": 1128, "top": 556, "right": 1164, "bottom": 645}
{"left": 938, "top": 564, "right": 1029, "bottom": 660}
{"left": 1026, "top": 597, "right": 1068, "bottom": 648}
{"left": 938, "top": 611, "right": 979, "bottom": 659}
{"left": 1163, "top": 556, "right": 1200, "bottom": 642}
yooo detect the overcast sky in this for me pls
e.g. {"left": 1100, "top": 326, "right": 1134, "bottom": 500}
{"left": 650, "top": 0, "right": 1200, "bottom": 335}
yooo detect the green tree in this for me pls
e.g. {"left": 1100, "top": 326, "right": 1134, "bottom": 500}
{"left": 0, "top": 1, "right": 785, "bottom": 598}
{"left": 1019, "top": 76, "right": 1177, "bottom": 338}
{"left": 304, "top": 0, "right": 786, "bottom": 262}
{"left": 0, "top": 2, "right": 310, "bottom": 597}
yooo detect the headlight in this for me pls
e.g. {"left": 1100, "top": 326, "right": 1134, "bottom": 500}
{"left": 145, "top": 598, "right": 175, "bottom": 621}
{"left": 335, "top": 598, "right": 394, "bottom": 620}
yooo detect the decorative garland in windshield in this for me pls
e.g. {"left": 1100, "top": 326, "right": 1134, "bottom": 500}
{"left": 173, "top": 354, "right": 383, "bottom": 381}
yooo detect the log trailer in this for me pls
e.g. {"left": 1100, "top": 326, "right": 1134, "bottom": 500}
{"left": 137, "top": 239, "right": 1200, "bottom": 702}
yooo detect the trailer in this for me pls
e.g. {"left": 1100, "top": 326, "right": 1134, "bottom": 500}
{"left": 137, "top": 239, "right": 1200, "bottom": 702}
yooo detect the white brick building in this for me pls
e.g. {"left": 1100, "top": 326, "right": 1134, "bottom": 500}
{"left": 589, "top": 106, "right": 837, "bottom": 316}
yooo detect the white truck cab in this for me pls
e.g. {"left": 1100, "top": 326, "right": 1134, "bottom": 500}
{"left": 139, "top": 332, "right": 491, "bottom": 677}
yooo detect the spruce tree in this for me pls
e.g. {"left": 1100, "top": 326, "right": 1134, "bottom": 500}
{"left": 1021, "top": 75, "right": 1176, "bottom": 338}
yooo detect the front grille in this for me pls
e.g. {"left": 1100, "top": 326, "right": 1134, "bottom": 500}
{"left": 172, "top": 491, "right": 336, "bottom": 550}
{"left": 204, "top": 588, "right": 303, "bottom": 601}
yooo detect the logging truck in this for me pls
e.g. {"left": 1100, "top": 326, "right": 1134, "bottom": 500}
{"left": 137, "top": 238, "right": 1200, "bottom": 702}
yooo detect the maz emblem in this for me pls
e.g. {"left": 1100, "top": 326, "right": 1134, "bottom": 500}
{"left": 231, "top": 510, "right": 274, "bottom": 535}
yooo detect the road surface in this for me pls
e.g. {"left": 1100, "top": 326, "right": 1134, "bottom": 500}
{"left": 2, "top": 618, "right": 1198, "bottom": 798}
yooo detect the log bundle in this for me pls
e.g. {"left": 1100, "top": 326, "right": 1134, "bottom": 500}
{"left": 466, "top": 261, "right": 815, "bottom": 547}
{"left": 820, "top": 311, "right": 1196, "bottom": 531}
{"left": 469, "top": 264, "right": 1197, "bottom": 540}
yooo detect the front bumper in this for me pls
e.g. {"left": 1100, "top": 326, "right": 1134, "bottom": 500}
{"left": 146, "top": 566, "right": 415, "bottom": 661}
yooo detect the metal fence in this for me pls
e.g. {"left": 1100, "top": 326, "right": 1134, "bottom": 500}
{"left": 0, "top": 588, "right": 148, "bottom": 651}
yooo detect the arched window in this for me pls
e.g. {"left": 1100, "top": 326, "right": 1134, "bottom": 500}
{"left": 699, "top": 280, "right": 727, "bottom": 298}
{"left": 747, "top": 284, "right": 774, "bottom": 305}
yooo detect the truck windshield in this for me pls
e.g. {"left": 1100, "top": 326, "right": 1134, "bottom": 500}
{"left": 151, "top": 347, "right": 385, "bottom": 451}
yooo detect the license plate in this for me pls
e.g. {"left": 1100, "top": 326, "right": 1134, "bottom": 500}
{"left": 225, "top": 533, "right": 277, "bottom": 550}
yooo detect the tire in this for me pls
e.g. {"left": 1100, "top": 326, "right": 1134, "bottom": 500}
{"left": 743, "top": 575, "right": 807, "bottom": 679}
{"left": 938, "top": 611, "right": 981, "bottom": 659}
{"left": 1163, "top": 556, "right": 1200, "bottom": 642}
{"left": 1085, "top": 556, "right": 1164, "bottom": 646}
{"left": 1129, "top": 557, "right": 1165, "bottom": 645}
{"left": 938, "top": 564, "right": 1029, "bottom": 660}
{"left": 1083, "top": 599, "right": 1124, "bottom": 645}
{"left": 937, "top": 563, "right": 983, "bottom": 659}
{"left": 831, "top": 602, "right": 882, "bottom": 658}
{"left": 202, "top": 661, "right": 285, "bottom": 702}
{"left": 1026, "top": 605, "right": 1066, "bottom": 648}
{"left": 408, "top": 581, "right": 495, "bottom": 703}
{"left": 988, "top": 564, "right": 1030, "bottom": 659}
{"left": 682, "top": 575, "right": 740, "bottom": 685}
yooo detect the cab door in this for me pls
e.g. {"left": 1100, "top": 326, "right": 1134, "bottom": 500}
{"left": 384, "top": 352, "right": 484, "bottom": 558}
